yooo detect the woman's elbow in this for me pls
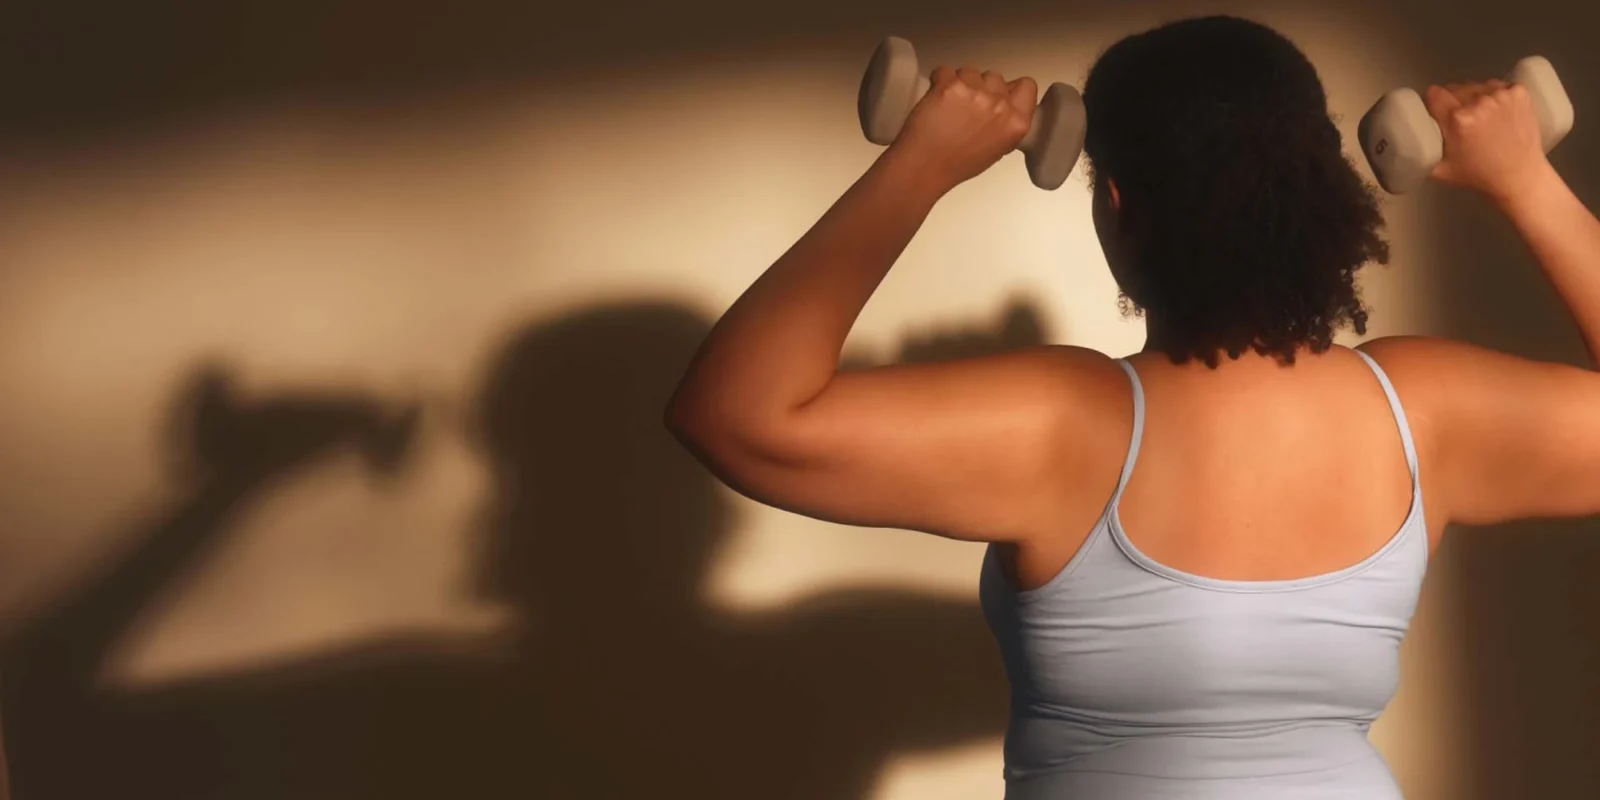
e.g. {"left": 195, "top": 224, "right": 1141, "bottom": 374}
{"left": 664, "top": 391, "right": 800, "bottom": 476}
{"left": 663, "top": 388, "right": 746, "bottom": 465}
{"left": 663, "top": 381, "right": 720, "bottom": 444}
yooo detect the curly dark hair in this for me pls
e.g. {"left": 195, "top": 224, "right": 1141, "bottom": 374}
{"left": 1082, "top": 15, "right": 1390, "bottom": 367}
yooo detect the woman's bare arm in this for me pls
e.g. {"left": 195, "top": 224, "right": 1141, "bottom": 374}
{"left": 1364, "top": 80, "right": 1600, "bottom": 526}
{"left": 1500, "top": 162, "right": 1600, "bottom": 361}
{"left": 666, "top": 67, "right": 1121, "bottom": 543}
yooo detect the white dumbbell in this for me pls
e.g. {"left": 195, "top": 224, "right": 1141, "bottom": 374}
{"left": 1358, "top": 56, "right": 1575, "bottom": 194}
{"left": 857, "top": 36, "right": 1086, "bottom": 191}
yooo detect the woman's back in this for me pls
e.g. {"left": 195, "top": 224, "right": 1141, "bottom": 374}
{"left": 666, "top": 13, "right": 1600, "bottom": 799}
{"left": 1004, "top": 347, "right": 1436, "bottom": 589}
{"left": 982, "top": 348, "right": 1427, "bottom": 798}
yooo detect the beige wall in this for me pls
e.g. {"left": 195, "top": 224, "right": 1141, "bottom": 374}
{"left": 0, "top": 0, "right": 1593, "bottom": 797}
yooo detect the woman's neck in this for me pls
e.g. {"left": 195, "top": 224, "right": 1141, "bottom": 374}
{"left": 1138, "top": 319, "right": 1326, "bottom": 369}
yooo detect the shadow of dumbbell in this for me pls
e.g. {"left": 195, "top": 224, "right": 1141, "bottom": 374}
{"left": 168, "top": 364, "right": 424, "bottom": 488}
{"left": 839, "top": 297, "right": 1051, "bottom": 370}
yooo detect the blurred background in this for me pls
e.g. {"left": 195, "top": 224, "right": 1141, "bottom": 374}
{"left": 0, "top": 0, "right": 1595, "bottom": 797}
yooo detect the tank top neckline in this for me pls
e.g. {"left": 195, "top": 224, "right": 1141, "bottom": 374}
{"left": 1103, "top": 351, "right": 1425, "bottom": 593}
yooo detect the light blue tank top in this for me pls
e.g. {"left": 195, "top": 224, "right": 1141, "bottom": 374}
{"left": 979, "top": 351, "right": 1428, "bottom": 799}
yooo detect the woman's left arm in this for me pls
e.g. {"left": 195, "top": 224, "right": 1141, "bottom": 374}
{"left": 666, "top": 67, "right": 1116, "bottom": 543}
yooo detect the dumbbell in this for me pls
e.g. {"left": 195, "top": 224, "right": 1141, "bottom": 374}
{"left": 1358, "top": 56, "right": 1575, "bottom": 195}
{"left": 857, "top": 36, "right": 1086, "bottom": 191}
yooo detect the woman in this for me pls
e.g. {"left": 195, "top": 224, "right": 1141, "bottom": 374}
{"left": 666, "top": 14, "right": 1600, "bottom": 799}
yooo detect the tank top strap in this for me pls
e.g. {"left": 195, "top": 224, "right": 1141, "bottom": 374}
{"left": 1352, "top": 349, "right": 1420, "bottom": 478}
{"left": 1110, "top": 358, "right": 1146, "bottom": 500}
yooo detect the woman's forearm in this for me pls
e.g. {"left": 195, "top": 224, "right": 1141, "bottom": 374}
{"left": 1498, "top": 162, "right": 1600, "bottom": 363}
{"left": 667, "top": 148, "right": 945, "bottom": 433}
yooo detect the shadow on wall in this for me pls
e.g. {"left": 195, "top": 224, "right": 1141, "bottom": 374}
{"left": 841, "top": 297, "right": 1053, "bottom": 370}
{"left": 0, "top": 0, "right": 1107, "bottom": 148}
{"left": 0, "top": 298, "right": 1050, "bottom": 799}
{"left": 1417, "top": 12, "right": 1600, "bottom": 797}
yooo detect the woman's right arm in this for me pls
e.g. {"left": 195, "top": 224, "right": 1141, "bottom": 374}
{"left": 1500, "top": 161, "right": 1600, "bottom": 360}
{"left": 1361, "top": 79, "right": 1600, "bottom": 527}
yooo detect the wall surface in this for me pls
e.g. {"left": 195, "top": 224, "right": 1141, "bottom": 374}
{"left": 0, "top": 0, "right": 1594, "bottom": 797}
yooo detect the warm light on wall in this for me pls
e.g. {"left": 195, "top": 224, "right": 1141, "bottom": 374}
{"left": 0, "top": 5, "right": 1465, "bottom": 798}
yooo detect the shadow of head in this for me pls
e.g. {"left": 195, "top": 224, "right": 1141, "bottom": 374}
{"left": 471, "top": 301, "right": 731, "bottom": 622}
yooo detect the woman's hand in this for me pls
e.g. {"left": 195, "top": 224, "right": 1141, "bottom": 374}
{"left": 1426, "top": 80, "right": 1553, "bottom": 206}
{"left": 888, "top": 66, "right": 1038, "bottom": 193}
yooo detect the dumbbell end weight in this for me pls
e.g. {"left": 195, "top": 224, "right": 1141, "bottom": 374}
{"left": 1510, "top": 55, "right": 1574, "bottom": 152}
{"left": 1357, "top": 87, "right": 1441, "bottom": 195}
{"left": 1022, "top": 83, "right": 1086, "bottom": 191}
{"left": 858, "top": 36, "right": 925, "bottom": 145}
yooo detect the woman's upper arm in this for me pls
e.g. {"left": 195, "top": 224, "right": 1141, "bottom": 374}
{"left": 1362, "top": 335, "right": 1600, "bottom": 526}
{"left": 666, "top": 345, "right": 1129, "bottom": 543}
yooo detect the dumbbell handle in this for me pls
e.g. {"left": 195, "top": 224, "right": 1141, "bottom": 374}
{"left": 883, "top": 73, "right": 1054, "bottom": 153}
{"left": 858, "top": 36, "right": 1085, "bottom": 190}
{"left": 1359, "top": 56, "right": 1574, "bottom": 194}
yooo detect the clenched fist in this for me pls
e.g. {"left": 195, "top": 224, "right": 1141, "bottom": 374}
{"left": 890, "top": 66, "right": 1039, "bottom": 191}
{"left": 1426, "top": 80, "right": 1551, "bottom": 203}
